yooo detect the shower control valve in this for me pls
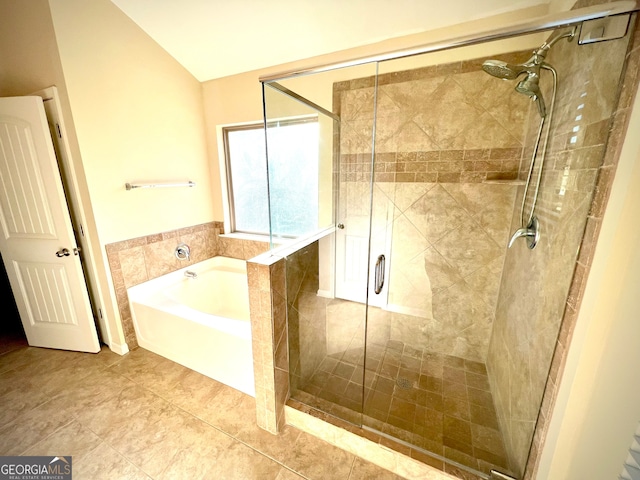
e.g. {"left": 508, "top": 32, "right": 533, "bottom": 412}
{"left": 175, "top": 243, "right": 191, "bottom": 261}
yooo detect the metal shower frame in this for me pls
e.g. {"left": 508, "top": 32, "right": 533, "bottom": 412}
{"left": 259, "top": 1, "right": 639, "bottom": 83}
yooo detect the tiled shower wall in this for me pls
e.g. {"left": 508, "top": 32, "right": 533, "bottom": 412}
{"left": 334, "top": 53, "right": 532, "bottom": 362}
{"left": 286, "top": 241, "right": 328, "bottom": 387}
{"left": 105, "top": 221, "right": 270, "bottom": 348}
{"left": 487, "top": 19, "right": 635, "bottom": 477}
{"left": 523, "top": 4, "right": 640, "bottom": 478}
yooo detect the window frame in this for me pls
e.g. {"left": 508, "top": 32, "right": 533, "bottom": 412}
{"left": 220, "top": 115, "right": 319, "bottom": 238}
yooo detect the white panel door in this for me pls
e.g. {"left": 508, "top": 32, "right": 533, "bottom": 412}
{"left": 335, "top": 183, "right": 392, "bottom": 308}
{"left": 335, "top": 217, "right": 369, "bottom": 303}
{"left": 0, "top": 96, "right": 99, "bottom": 353}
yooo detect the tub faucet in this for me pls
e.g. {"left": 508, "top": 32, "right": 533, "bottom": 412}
{"left": 184, "top": 270, "right": 197, "bottom": 279}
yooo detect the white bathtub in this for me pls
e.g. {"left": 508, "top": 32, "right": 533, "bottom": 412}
{"left": 127, "top": 256, "right": 255, "bottom": 396}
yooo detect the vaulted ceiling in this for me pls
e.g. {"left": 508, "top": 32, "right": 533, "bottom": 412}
{"left": 109, "top": 0, "right": 547, "bottom": 81}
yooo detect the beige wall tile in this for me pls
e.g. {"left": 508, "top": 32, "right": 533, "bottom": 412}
{"left": 486, "top": 23, "right": 633, "bottom": 477}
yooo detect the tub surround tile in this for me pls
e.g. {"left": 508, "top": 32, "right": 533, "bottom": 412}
{"left": 218, "top": 235, "right": 246, "bottom": 259}
{"left": 119, "top": 246, "right": 149, "bottom": 288}
{"left": 106, "top": 221, "right": 270, "bottom": 350}
{"left": 143, "top": 238, "right": 182, "bottom": 279}
{"left": 248, "top": 254, "right": 289, "bottom": 434}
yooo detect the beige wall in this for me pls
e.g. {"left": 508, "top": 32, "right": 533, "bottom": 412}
{"left": 537, "top": 80, "right": 640, "bottom": 480}
{"left": 48, "top": 0, "right": 214, "bottom": 246}
{"left": 47, "top": 0, "right": 215, "bottom": 351}
{"left": 0, "top": 0, "right": 216, "bottom": 352}
{"left": 0, "top": 0, "right": 64, "bottom": 96}
{"left": 0, "top": 0, "right": 129, "bottom": 350}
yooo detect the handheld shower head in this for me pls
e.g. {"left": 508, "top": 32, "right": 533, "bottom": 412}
{"left": 516, "top": 72, "right": 546, "bottom": 117}
{"left": 481, "top": 60, "right": 528, "bottom": 80}
{"left": 482, "top": 28, "right": 573, "bottom": 119}
{"left": 482, "top": 57, "right": 547, "bottom": 117}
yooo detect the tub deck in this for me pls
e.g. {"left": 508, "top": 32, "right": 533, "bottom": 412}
{"left": 127, "top": 257, "right": 255, "bottom": 396}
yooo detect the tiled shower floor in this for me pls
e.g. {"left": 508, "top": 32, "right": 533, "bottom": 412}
{"left": 292, "top": 340, "right": 512, "bottom": 476}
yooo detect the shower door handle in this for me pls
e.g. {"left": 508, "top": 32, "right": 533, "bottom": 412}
{"left": 374, "top": 254, "right": 385, "bottom": 294}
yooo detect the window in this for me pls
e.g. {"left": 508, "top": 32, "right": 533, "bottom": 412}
{"left": 223, "top": 116, "right": 319, "bottom": 238}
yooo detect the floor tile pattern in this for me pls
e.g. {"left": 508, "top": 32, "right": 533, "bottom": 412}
{"left": 292, "top": 340, "right": 512, "bottom": 477}
{"left": 0, "top": 337, "right": 406, "bottom": 480}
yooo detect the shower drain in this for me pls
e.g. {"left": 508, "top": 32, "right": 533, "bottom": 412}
{"left": 396, "top": 377, "right": 412, "bottom": 390}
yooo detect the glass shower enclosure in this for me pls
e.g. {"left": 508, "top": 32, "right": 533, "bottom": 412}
{"left": 260, "top": 8, "right": 636, "bottom": 478}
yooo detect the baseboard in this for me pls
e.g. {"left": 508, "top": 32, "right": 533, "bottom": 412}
{"left": 107, "top": 341, "right": 129, "bottom": 356}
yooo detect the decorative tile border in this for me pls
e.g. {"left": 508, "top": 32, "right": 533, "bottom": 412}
{"left": 340, "top": 148, "right": 522, "bottom": 183}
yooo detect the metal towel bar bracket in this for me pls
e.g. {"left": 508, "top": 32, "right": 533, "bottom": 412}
{"left": 125, "top": 181, "right": 195, "bottom": 190}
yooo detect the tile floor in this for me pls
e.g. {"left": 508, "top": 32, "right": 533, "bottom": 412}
{"left": 0, "top": 335, "right": 409, "bottom": 480}
{"left": 292, "top": 339, "right": 511, "bottom": 477}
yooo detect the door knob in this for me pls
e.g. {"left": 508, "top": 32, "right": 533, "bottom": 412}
{"left": 55, "top": 248, "right": 71, "bottom": 257}
{"left": 337, "top": 223, "right": 345, "bottom": 229}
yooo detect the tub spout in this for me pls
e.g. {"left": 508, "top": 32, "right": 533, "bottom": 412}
{"left": 508, "top": 217, "right": 540, "bottom": 249}
{"left": 184, "top": 270, "right": 197, "bottom": 279}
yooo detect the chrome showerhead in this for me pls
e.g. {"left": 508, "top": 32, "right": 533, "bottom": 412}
{"left": 482, "top": 56, "right": 547, "bottom": 117}
{"left": 481, "top": 59, "right": 528, "bottom": 80}
{"left": 481, "top": 28, "right": 575, "bottom": 119}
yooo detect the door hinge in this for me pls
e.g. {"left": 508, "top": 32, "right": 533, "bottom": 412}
{"left": 80, "top": 224, "right": 85, "bottom": 237}
{"left": 55, "top": 122, "right": 62, "bottom": 138}
{"left": 98, "top": 308, "right": 103, "bottom": 320}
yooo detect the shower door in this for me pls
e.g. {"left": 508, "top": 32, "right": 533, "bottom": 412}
{"left": 263, "top": 12, "right": 636, "bottom": 478}
{"left": 265, "top": 63, "right": 381, "bottom": 427}
{"left": 356, "top": 20, "right": 635, "bottom": 478}
{"left": 357, "top": 38, "right": 543, "bottom": 470}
